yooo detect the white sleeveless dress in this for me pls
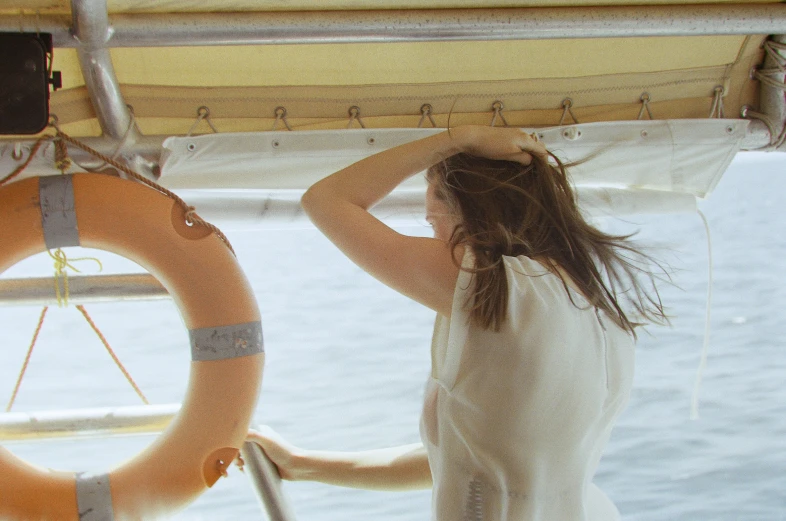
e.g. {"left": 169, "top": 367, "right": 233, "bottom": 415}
{"left": 419, "top": 253, "right": 635, "bottom": 521}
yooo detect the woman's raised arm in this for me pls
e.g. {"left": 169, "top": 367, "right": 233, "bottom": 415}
{"left": 300, "top": 126, "right": 543, "bottom": 316}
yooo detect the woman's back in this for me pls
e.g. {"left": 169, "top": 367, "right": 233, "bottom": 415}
{"left": 421, "top": 253, "right": 634, "bottom": 521}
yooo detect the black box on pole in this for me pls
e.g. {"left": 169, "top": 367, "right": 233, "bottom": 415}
{"left": 0, "top": 33, "right": 59, "bottom": 135}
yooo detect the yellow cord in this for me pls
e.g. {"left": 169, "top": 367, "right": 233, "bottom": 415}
{"left": 48, "top": 248, "right": 103, "bottom": 307}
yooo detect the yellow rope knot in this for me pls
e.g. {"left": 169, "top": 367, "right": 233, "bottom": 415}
{"left": 48, "top": 248, "right": 103, "bottom": 307}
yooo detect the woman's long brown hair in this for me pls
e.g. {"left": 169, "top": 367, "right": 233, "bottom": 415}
{"left": 427, "top": 152, "right": 669, "bottom": 337}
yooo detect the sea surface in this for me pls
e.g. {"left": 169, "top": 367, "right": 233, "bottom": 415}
{"left": 1, "top": 152, "right": 784, "bottom": 520}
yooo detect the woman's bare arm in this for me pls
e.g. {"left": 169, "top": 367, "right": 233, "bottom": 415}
{"left": 300, "top": 126, "right": 544, "bottom": 317}
{"left": 300, "top": 131, "right": 463, "bottom": 317}
{"left": 247, "top": 428, "right": 431, "bottom": 491}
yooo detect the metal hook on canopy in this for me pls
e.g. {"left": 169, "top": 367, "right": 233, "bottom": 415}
{"left": 559, "top": 98, "right": 579, "bottom": 125}
{"left": 187, "top": 106, "right": 218, "bottom": 136}
{"left": 272, "top": 106, "right": 292, "bottom": 131}
{"left": 490, "top": 101, "right": 509, "bottom": 127}
{"left": 418, "top": 104, "right": 438, "bottom": 128}
{"left": 347, "top": 106, "right": 366, "bottom": 129}
{"left": 637, "top": 93, "right": 654, "bottom": 120}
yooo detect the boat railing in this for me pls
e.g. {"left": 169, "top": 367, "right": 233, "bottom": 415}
{"left": 0, "top": 404, "right": 298, "bottom": 520}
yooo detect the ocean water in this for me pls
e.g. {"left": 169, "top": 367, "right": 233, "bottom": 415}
{"left": 1, "top": 152, "right": 785, "bottom": 520}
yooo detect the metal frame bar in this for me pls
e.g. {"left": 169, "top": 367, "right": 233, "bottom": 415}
{"left": 757, "top": 35, "right": 786, "bottom": 150}
{"left": 6, "top": 5, "right": 786, "bottom": 47}
{"left": 71, "top": 0, "right": 136, "bottom": 140}
{"left": 0, "top": 274, "right": 168, "bottom": 306}
{"left": 70, "top": 0, "right": 158, "bottom": 178}
{"left": 1, "top": 405, "right": 296, "bottom": 519}
{"left": 0, "top": 404, "right": 180, "bottom": 441}
{"left": 1, "top": 406, "right": 297, "bottom": 518}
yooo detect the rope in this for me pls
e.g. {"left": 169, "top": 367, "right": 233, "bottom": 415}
{"left": 637, "top": 93, "right": 654, "bottom": 120}
{"left": 708, "top": 86, "right": 725, "bottom": 119}
{"left": 54, "top": 136, "right": 72, "bottom": 174}
{"left": 489, "top": 101, "right": 509, "bottom": 127}
{"left": 4, "top": 133, "right": 153, "bottom": 411}
{"left": 53, "top": 126, "right": 235, "bottom": 255}
{"left": 5, "top": 307, "right": 48, "bottom": 412}
{"left": 418, "top": 104, "right": 437, "bottom": 128}
{"left": 559, "top": 98, "right": 579, "bottom": 125}
{"left": 187, "top": 106, "right": 218, "bottom": 136}
{"left": 0, "top": 136, "right": 50, "bottom": 187}
{"left": 76, "top": 305, "right": 150, "bottom": 405}
{"left": 48, "top": 248, "right": 103, "bottom": 307}
{"left": 745, "top": 39, "right": 786, "bottom": 149}
{"left": 347, "top": 106, "right": 366, "bottom": 129}
{"left": 75, "top": 108, "right": 138, "bottom": 173}
{"left": 753, "top": 40, "right": 786, "bottom": 92}
{"left": 272, "top": 106, "right": 292, "bottom": 131}
{"left": 690, "top": 209, "right": 714, "bottom": 420}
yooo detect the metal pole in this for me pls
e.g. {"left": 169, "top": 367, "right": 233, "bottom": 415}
{"left": 7, "top": 5, "right": 786, "bottom": 48}
{"left": 70, "top": 0, "right": 158, "bottom": 178}
{"left": 71, "top": 0, "right": 136, "bottom": 140}
{"left": 0, "top": 404, "right": 180, "bottom": 442}
{"left": 0, "top": 274, "right": 168, "bottom": 307}
{"left": 0, "top": 136, "right": 164, "bottom": 175}
{"left": 240, "top": 441, "right": 298, "bottom": 521}
{"left": 756, "top": 35, "right": 786, "bottom": 150}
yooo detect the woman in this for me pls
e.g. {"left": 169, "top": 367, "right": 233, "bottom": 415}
{"left": 248, "top": 125, "right": 666, "bottom": 520}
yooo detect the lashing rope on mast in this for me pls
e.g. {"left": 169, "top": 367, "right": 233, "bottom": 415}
{"left": 745, "top": 40, "right": 786, "bottom": 149}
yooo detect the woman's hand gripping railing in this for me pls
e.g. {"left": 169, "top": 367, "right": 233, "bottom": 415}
{"left": 240, "top": 436, "right": 299, "bottom": 521}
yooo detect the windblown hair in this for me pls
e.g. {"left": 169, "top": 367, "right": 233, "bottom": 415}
{"left": 427, "top": 152, "right": 668, "bottom": 337}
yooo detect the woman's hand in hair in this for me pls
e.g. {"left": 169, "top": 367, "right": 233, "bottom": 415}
{"left": 451, "top": 125, "right": 548, "bottom": 165}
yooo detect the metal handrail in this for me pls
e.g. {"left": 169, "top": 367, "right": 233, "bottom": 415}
{"left": 241, "top": 440, "right": 299, "bottom": 521}
{"left": 0, "top": 405, "right": 298, "bottom": 519}
{"left": 0, "top": 274, "right": 168, "bottom": 306}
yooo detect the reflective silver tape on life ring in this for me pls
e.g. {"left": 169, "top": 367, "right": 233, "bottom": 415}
{"left": 76, "top": 472, "right": 114, "bottom": 521}
{"left": 189, "top": 321, "right": 264, "bottom": 361}
{"left": 39, "top": 174, "right": 80, "bottom": 249}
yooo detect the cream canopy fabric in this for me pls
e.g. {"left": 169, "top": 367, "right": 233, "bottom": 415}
{"left": 4, "top": 1, "right": 769, "bottom": 137}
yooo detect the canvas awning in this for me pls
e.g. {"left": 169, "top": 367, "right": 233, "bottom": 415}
{"left": 2, "top": 1, "right": 782, "bottom": 138}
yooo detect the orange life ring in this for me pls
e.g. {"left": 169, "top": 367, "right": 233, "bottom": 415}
{"left": 0, "top": 173, "right": 264, "bottom": 520}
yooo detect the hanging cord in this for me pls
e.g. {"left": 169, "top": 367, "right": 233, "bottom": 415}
{"left": 418, "top": 104, "right": 437, "bottom": 128}
{"left": 489, "top": 101, "right": 509, "bottom": 127}
{"left": 76, "top": 304, "right": 149, "bottom": 405}
{"left": 52, "top": 123, "right": 235, "bottom": 255}
{"left": 347, "top": 106, "right": 366, "bottom": 129}
{"left": 51, "top": 249, "right": 149, "bottom": 404}
{"left": 708, "top": 86, "right": 726, "bottom": 119}
{"left": 187, "top": 106, "right": 219, "bottom": 136}
{"left": 637, "top": 93, "right": 654, "bottom": 120}
{"left": 559, "top": 98, "right": 579, "bottom": 125}
{"left": 5, "top": 250, "right": 149, "bottom": 410}
{"left": 690, "top": 209, "right": 714, "bottom": 420}
{"left": 272, "top": 106, "right": 292, "bottom": 131}
{"left": 0, "top": 136, "right": 50, "bottom": 187}
{"left": 5, "top": 307, "right": 48, "bottom": 412}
